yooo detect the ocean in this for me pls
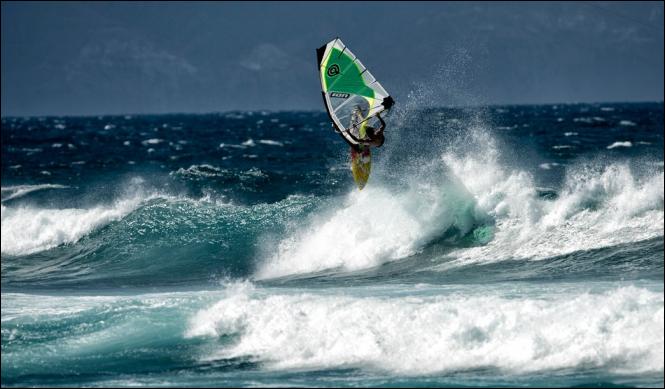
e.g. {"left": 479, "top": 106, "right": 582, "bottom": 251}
{"left": 1, "top": 102, "right": 663, "bottom": 387}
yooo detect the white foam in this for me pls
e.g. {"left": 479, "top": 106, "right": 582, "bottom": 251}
{"left": 1, "top": 196, "right": 144, "bottom": 256}
{"left": 172, "top": 164, "right": 226, "bottom": 178}
{"left": 141, "top": 138, "right": 163, "bottom": 146}
{"left": 573, "top": 117, "right": 594, "bottom": 124}
{"left": 620, "top": 120, "right": 637, "bottom": 127}
{"left": 256, "top": 174, "right": 480, "bottom": 279}
{"left": 607, "top": 141, "right": 633, "bottom": 149}
{"left": 243, "top": 167, "right": 267, "bottom": 178}
{"left": 186, "top": 284, "right": 664, "bottom": 375}
{"left": 443, "top": 154, "right": 664, "bottom": 265}
{"left": 242, "top": 139, "right": 256, "bottom": 147}
{"left": 219, "top": 143, "right": 246, "bottom": 149}
{"left": 539, "top": 162, "right": 560, "bottom": 170}
{"left": 258, "top": 139, "right": 284, "bottom": 146}
{"left": 224, "top": 113, "right": 246, "bottom": 120}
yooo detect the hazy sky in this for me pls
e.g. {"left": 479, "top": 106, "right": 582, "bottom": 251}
{"left": 2, "top": 1, "right": 663, "bottom": 116}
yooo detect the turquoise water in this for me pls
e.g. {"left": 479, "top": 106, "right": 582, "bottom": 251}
{"left": 2, "top": 103, "right": 663, "bottom": 387}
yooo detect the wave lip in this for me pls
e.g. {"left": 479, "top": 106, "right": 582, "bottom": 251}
{"left": 1, "top": 196, "right": 144, "bottom": 256}
{"left": 1, "top": 184, "right": 69, "bottom": 202}
{"left": 607, "top": 141, "right": 632, "bottom": 149}
{"left": 186, "top": 284, "right": 664, "bottom": 375}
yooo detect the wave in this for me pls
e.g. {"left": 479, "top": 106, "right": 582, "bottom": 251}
{"left": 1, "top": 184, "right": 69, "bottom": 202}
{"left": 186, "top": 282, "right": 664, "bottom": 375}
{"left": 4, "top": 165, "right": 660, "bottom": 287}
{"left": 443, "top": 154, "right": 663, "bottom": 268}
{"left": 255, "top": 163, "right": 487, "bottom": 279}
{"left": 1, "top": 192, "right": 322, "bottom": 287}
{"left": 256, "top": 121, "right": 663, "bottom": 279}
{"left": 1, "top": 196, "right": 145, "bottom": 256}
{"left": 3, "top": 282, "right": 662, "bottom": 384}
{"left": 2, "top": 124, "right": 662, "bottom": 284}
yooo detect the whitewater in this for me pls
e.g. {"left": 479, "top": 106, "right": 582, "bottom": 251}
{"left": 1, "top": 102, "right": 663, "bottom": 387}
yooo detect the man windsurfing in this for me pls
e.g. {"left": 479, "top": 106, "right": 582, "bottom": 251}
{"left": 316, "top": 38, "right": 394, "bottom": 189}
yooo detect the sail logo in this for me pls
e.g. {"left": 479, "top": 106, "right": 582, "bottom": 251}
{"left": 327, "top": 64, "right": 340, "bottom": 77}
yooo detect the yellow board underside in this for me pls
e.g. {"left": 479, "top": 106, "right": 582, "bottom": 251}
{"left": 351, "top": 146, "right": 372, "bottom": 190}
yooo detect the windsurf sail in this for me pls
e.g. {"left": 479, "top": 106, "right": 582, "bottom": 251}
{"left": 317, "top": 38, "right": 394, "bottom": 146}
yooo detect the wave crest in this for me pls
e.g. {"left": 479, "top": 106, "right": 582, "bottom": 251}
{"left": 1, "top": 197, "right": 144, "bottom": 256}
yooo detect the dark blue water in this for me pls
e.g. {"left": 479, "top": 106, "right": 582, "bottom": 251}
{"left": 2, "top": 102, "right": 663, "bottom": 387}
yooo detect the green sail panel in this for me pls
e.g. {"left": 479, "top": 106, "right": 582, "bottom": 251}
{"left": 317, "top": 38, "right": 393, "bottom": 146}
{"left": 324, "top": 48, "right": 376, "bottom": 99}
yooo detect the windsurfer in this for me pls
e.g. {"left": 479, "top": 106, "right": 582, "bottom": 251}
{"left": 350, "top": 106, "right": 385, "bottom": 149}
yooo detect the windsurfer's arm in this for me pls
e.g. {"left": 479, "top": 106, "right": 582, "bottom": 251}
{"left": 376, "top": 114, "right": 386, "bottom": 132}
{"left": 368, "top": 115, "right": 386, "bottom": 140}
{"left": 369, "top": 114, "right": 386, "bottom": 147}
{"left": 373, "top": 130, "right": 385, "bottom": 147}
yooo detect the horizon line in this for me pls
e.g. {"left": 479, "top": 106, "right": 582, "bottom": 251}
{"left": 2, "top": 100, "right": 663, "bottom": 120}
